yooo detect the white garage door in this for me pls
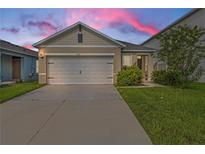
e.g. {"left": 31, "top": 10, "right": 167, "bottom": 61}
{"left": 47, "top": 56, "right": 113, "bottom": 84}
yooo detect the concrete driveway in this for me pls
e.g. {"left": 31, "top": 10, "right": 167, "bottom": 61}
{"left": 0, "top": 85, "right": 151, "bottom": 144}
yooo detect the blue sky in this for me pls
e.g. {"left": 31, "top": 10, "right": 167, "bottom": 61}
{"left": 0, "top": 8, "right": 192, "bottom": 49}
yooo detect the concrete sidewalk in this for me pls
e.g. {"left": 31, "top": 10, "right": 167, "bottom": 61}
{"left": 0, "top": 85, "right": 151, "bottom": 145}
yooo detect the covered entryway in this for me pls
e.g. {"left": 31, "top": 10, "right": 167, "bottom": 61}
{"left": 47, "top": 56, "right": 113, "bottom": 84}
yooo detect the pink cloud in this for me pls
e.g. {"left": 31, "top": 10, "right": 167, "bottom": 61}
{"left": 21, "top": 18, "right": 59, "bottom": 38}
{"left": 22, "top": 43, "right": 34, "bottom": 50}
{"left": 66, "top": 9, "right": 159, "bottom": 35}
{"left": 0, "top": 27, "right": 20, "bottom": 34}
{"left": 27, "top": 21, "right": 58, "bottom": 34}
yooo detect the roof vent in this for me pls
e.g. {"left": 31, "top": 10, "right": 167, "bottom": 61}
{"left": 78, "top": 24, "right": 83, "bottom": 43}
{"left": 78, "top": 33, "right": 83, "bottom": 43}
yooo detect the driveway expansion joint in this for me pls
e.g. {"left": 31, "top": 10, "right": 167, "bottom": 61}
{"left": 26, "top": 99, "right": 66, "bottom": 144}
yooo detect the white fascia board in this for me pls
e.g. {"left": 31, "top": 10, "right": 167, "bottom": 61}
{"left": 40, "top": 45, "right": 118, "bottom": 48}
{"left": 45, "top": 53, "right": 115, "bottom": 56}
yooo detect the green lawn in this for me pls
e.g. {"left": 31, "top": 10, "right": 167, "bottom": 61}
{"left": 117, "top": 83, "right": 205, "bottom": 144}
{"left": 0, "top": 81, "right": 44, "bottom": 104}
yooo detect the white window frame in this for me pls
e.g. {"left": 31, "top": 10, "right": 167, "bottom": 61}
{"left": 122, "top": 55, "right": 132, "bottom": 66}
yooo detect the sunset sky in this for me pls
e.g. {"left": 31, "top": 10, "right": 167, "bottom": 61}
{"left": 0, "top": 8, "right": 192, "bottom": 50}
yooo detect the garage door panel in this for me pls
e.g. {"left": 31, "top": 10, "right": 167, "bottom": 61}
{"left": 48, "top": 68, "right": 111, "bottom": 73}
{"left": 49, "top": 75, "right": 111, "bottom": 78}
{"left": 48, "top": 79, "right": 113, "bottom": 84}
{"left": 49, "top": 65, "right": 113, "bottom": 70}
{"left": 48, "top": 72, "right": 113, "bottom": 77}
{"left": 49, "top": 63, "right": 113, "bottom": 68}
{"left": 48, "top": 57, "right": 113, "bottom": 62}
{"left": 47, "top": 56, "right": 113, "bottom": 84}
{"left": 48, "top": 74, "right": 112, "bottom": 78}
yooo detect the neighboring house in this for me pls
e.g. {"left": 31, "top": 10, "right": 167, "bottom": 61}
{"left": 33, "top": 21, "right": 155, "bottom": 85}
{"left": 0, "top": 39, "right": 38, "bottom": 85}
{"left": 142, "top": 8, "right": 205, "bottom": 82}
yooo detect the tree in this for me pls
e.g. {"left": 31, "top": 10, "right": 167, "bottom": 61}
{"left": 156, "top": 25, "right": 205, "bottom": 82}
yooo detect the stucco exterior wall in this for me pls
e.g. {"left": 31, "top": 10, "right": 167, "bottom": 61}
{"left": 113, "top": 48, "right": 121, "bottom": 83}
{"left": 38, "top": 58, "right": 47, "bottom": 84}
{"left": 143, "top": 9, "right": 205, "bottom": 82}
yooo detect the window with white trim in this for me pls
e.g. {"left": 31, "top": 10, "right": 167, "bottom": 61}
{"left": 122, "top": 55, "right": 132, "bottom": 66}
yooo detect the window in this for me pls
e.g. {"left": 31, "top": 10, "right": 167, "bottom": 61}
{"left": 78, "top": 33, "right": 83, "bottom": 43}
{"left": 137, "top": 56, "right": 142, "bottom": 69}
{"left": 122, "top": 55, "right": 132, "bottom": 66}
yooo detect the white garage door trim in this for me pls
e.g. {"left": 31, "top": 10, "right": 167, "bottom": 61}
{"left": 47, "top": 56, "right": 114, "bottom": 85}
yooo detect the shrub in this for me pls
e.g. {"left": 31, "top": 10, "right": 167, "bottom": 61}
{"left": 165, "top": 70, "right": 183, "bottom": 86}
{"left": 152, "top": 70, "right": 183, "bottom": 86}
{"left": 152, "top": 70, "right": 167, "bottom": 85}
{"left": 156, "top": 25, "right": 205, "bottom": 83}
{"left": 117, "top": 65, "right": 142, "bottom": 86}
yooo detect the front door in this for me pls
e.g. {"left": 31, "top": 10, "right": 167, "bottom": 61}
{"left": 12, "top": 57, "right": 21, "bottom": 81}
{"left": 137, "top": 55, "right": 148, "bottom": 81}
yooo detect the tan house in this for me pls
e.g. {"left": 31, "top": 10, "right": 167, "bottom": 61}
{"left": 33, "top": 22, "right": 155, "bottom": 84}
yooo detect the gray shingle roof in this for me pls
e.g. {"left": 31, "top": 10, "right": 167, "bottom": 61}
{"left": 0, "top": 39, "right": 38, "bottom": 57}
{"left": 116, "top": 40, "right": 156, "bottom": 52}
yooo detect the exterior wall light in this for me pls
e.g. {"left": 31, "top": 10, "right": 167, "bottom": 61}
{"left": 39, "top": 50, "right": 45, "bottom": 59}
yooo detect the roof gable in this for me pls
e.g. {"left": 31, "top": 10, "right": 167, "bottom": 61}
{"left": 33, "top": 22, "right": 125, "bottom": 47}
